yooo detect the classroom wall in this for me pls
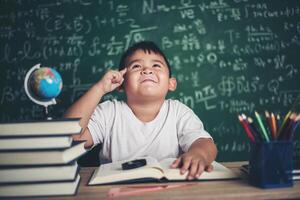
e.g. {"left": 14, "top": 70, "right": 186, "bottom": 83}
{"left": 0, "top": 0, "right": 300, "bottom": 162}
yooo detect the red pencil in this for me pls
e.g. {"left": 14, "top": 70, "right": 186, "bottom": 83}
{"left": 238, "top": 115, "right": 255, "bottom": 142}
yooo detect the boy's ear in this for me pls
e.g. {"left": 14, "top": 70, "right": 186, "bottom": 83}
{"left": 168, "top": 77, "right": 177, "bottom": 91}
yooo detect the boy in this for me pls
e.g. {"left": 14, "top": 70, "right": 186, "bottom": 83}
{"left": 64, "top": 41, "right": 217, "bottom": 180}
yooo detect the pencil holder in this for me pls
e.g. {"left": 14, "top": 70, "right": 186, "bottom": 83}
{"left": 249, "top": 141, "right": 293, "bottom": 189}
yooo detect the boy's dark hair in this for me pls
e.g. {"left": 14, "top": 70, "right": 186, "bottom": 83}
{"left": 118, "top": 41, "right": 172, "bottom": 77}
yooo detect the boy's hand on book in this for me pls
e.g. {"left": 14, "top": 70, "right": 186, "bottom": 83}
{"left": 96, "top": 68, "right": 127, "bottom": 94}
{"left": 171, "top": 152, "right": 213, "bottom": 180}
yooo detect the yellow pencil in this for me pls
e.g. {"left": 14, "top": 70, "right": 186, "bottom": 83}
{"left": 277, "top": 111, "right": 291, "bottom": 139}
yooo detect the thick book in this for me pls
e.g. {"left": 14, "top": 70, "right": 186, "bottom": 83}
{"left": 0, "top": 135, "right": 72, "bottom": 150}
{"left": 0, "top": 162, "right": 78, "bottom": 183}
{"left": 88, "top": 157, "right": 239, "bottom": 185}
{"left": 0, "top": 174, "right": 80, "bottom": 197}
{"left": 0, "top": 118, "right": 82, "bottom": 137}
{"left": 0, "top": 141, "right": 87, "bottom": 166}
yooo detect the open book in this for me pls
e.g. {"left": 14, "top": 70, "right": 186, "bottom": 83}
{"left": 89, "top": 157, "right": 239, "bottom": 185}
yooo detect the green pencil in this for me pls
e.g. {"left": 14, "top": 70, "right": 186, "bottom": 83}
{"left": 254, "top": 111, "right": 270, "bottom": 142}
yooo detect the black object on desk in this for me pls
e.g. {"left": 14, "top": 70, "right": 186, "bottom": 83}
{"left": 122, "top": 159, "right": 147, "bottom": 170}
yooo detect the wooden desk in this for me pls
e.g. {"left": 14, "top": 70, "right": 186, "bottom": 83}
{"left": 35, "top": 162, "right": 300, "bottom": 200}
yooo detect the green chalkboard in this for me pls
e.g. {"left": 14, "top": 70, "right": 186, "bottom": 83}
{"left": 1, "top": 0, "right": 300, "bottom": 163}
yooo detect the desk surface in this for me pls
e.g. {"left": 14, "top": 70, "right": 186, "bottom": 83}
{"left": 33, "top": 162, "right": 300, "bottom": 200}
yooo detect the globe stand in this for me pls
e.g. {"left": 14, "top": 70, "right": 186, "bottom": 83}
{"left": 44, "top": 106, "right": 52, "bottom": 121}
{"left": 24, "top": 63, "right": 57, "bottom": 120}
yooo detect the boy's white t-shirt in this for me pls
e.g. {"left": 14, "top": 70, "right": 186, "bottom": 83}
{"left": 88, "top": 99, "right": 212, "bottom": 163}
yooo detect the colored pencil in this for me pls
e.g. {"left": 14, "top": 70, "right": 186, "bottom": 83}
{"left": 254, "top": 111, "right": 270, "bottom": 142}
{"left": 286, "top": 114, "right": 300, "bottom": 140}
{"left": 276, "top": 114, "right": 282, "bottom": 137}
{"left": 291, "top": 118, "right": 300, "bottom": 138}
{"left": 241, "top": 114, "right": 258, "bottom": 141}
{"left": 238, "top": 115, "right": 255, "bottom": 142}
{"left": 271, "top": 112, "right": 277, "bottom": 140}
{"left": 265, "top": 111, "right": 275, "bottom": 140}
{"left": 278, "top": 111, "right": 291, "bottom": 138}
{"left": 247, "top": 116, "right": 262, "bottom": 142}
{"left": 278, "top": 113, "right": 297, "bottom": 140}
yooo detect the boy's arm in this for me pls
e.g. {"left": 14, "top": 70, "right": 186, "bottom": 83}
{"left": 171, "top": 138, "right": 217, "bottom": 180}
{"left": 64, "top": 68, "right": 127, "bottom": 148}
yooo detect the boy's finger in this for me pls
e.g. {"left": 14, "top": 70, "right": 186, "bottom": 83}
{"left": 195, "top": 162, "right": 205, "bottom": 178}
{"left": 120, "top": 68, "right": 127, "bottom": 76}
{"left": 116, "top": 78, "right": 124, "bottom": 85}
{"left": 180, "top": 157, "right": 192, "bottom": 174}
{"left": 171, "top": 158, "right": 181, "bottom": 168}
{"left": 112, "top": 73, "right": 121, "bottom": 83}
{"left": 205, "top": 164, "right": 214, "bottom": 172}
{"left": 187, "top": 160, "right": 199, "bottom": 180}
{"left": 115, "top": 70, "right": 126, "bottom": 81}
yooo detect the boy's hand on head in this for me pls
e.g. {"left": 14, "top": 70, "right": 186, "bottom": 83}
{"left": 171, "top": 151, "right": 213, "bottom": 180}
{"left": 97, "top": 68, "right": 127, "bottom": 94}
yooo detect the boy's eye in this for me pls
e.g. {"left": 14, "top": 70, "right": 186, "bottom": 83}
{"left": 131, "top": 64, "right": 141, "bottom": 69}
{"left": 153, "top": 64, "right": 161, "bottom": 68}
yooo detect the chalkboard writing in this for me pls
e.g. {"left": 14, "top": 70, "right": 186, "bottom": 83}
{"left": 1, "top": 0, "right": 300, "bottom": 162}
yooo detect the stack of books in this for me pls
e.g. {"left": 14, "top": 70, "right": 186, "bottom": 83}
{"left": 0, "top": 118, "right": 87, "bottom": 198}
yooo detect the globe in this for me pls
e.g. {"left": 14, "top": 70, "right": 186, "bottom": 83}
{"left": 29, "top": 67, "right": 62, "bottom": 101}
{"left": 24, "top": 64, "right": 63, "bottom": 116}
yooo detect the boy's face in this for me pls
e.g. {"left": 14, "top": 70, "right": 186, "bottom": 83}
{"left": 123, "top": 50, "right": 176, "bottom": 102}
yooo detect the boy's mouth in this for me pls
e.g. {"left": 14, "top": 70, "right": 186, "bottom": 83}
{"left": 139, "top": 76, "right": 158, "bottom": 83}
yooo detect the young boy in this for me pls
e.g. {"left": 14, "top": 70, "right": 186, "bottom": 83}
{"left": 64, "top": 41, "right": 217, "bottom": 180}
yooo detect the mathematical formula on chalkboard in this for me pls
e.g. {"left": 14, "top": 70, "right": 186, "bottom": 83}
{"left": 1, "top": 0, "right": 300, "bottom": 161}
